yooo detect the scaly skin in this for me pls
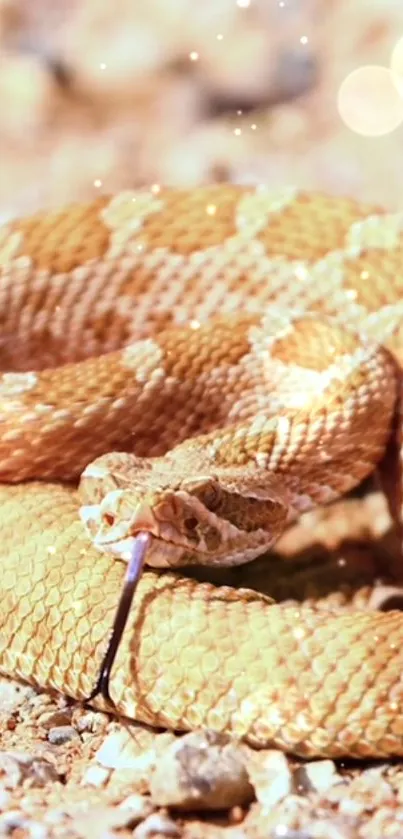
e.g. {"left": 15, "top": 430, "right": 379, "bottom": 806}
{"left": 1, "top": 185, "right": 403, "bottom": 758}
{"left": 2, "top": 482, "right": 403, "bottom": 759}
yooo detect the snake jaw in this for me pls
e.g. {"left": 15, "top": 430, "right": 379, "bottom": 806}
{"left": 79, "top": 490, "right": 161, "bottom": 559}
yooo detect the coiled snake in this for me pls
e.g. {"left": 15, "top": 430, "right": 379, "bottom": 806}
{"left": 1, "top": 185, "right": 403, "bottom": 759}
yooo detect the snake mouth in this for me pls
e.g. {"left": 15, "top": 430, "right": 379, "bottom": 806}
{"left": 79, "top": 483, "right": 278, "bottom": 568}
{"left": 80, "top": 497, "right": 162, "bottom": 557}
{"left": 79, "top": 497, "right": 203, "bottom": 566}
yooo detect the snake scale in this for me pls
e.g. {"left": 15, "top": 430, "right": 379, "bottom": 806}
{"left": 1, "top": 184, "right": 403, "bottom": 758}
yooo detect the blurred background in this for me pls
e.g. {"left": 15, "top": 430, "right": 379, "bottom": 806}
{"left": 0, "top": 0, "right": 403, "bottom": 218}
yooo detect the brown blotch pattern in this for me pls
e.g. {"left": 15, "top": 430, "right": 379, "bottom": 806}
{"left": 256, "top": 193, "right": 382, "bottom": 261}
{"left": 270, "top": 320, "right": 361, "bottom": 373}
{"left": 136, "top": 186, "right": 242, "bottom": 254}
{"left": 14, "top": 196, "right": 111, "bottom": 272}
{"left": 157, "top": 314, "right": 255, "bottom": 381}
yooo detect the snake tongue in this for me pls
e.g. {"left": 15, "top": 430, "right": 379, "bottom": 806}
{"left": 88, "top": 532, "right": 152, "bottom": 706}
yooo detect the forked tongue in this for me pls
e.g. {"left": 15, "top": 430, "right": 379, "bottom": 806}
{"left": 88, "top": 532, "right": 152, "bottom": 706}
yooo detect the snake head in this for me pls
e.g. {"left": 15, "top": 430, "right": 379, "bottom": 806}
{"left": 79, "top": 451, "right": 289, "bottom": 568}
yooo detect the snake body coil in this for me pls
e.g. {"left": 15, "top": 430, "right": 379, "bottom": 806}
{"left": 1, "top": 185, "right": 403, "bottom": 758}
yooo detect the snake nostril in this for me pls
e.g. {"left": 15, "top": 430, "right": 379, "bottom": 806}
{"left": 103, "top": 513, "right": 115, "bottom": 527}
{"left": 184, "top": 517, "right": 198, "bottom": 531}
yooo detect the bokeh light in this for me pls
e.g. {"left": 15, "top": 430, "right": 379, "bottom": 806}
{"left": 337, "top": 65, "right": 403, "bottom": 136}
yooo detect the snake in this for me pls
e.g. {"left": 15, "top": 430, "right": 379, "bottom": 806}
{"left": 1, "top": 184, "right": 403, "bottom": 759}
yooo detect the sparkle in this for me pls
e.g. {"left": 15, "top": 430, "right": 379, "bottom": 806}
{"left": 234, "top": 128, "right": 242, "bottom": 136}
{"left": 300, "top": 36, "right": 308, "bottom": 45}
{"left": 293, "top": 627, "right": 306, "bottom": 640}
{"left": 94, "top": 179, "right": 102, "bottom": 188}
{"left": 277, "top": 415, "right": 291, "bottom": 436}
{"left": 151, "top": 183, "right": 161, "bottom": 194}
{"left": 190, "top": 319, "right": 201, "bottom": 329}
{"left": 99, "top": 63, "right": 107, "bottom": 70}
{"left": 189, "top": 51, "right": 199, "bottom": 61}
{"left": 236, "top": 0, "right": 250, "bottom": 6}
{"left": 216, "top": 33, "right": 223, "bottom": 40}
{"left": 289, "top": 390, "right": 310, "bottom": 408}
{"left": 251, "top": 123, "right": 257, "bottom": 130}
{"left": 47, "top": 546, "right": 56, "bottom": 555}
{"left": 295, "top": 264, "right": 308, "bottom": 280}
{"left": 206, "top": 204, "right": 216, "bottom": 216}
{"left": 360, "top": 270, "right": 369, "bottom": 280}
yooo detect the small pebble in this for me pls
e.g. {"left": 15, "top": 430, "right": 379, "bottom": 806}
{"left": 271, "top": 828, "right": 312, "bottom": 839}
{"left": 0, "top": 789, "right": 10, "bottom": 811}
{"left": 133, "top": 812, "right": 180, "bottom": 838}
{"left": 96, "top": 730, "right": 152, "bottom": 772}
{"left": 48, "top": 725, "right": 80, "bottom": 746}
{"left": 338, "top": 796, "right": 366, "bottom": 817}
{"left": 73, "top": 803, "right": 151, "bottom": 835}
{"left": 247, "top": 749, "right": 293, "bottom": 810}
{"left": 0, "top": 752, "right": 59, "bottom": 788}
{"left": 81, "top": 765, "right": 110, "bottom": 787}
{"left": 150, "top": 730, "right": 253, "bottom": 811}
{"left": 304, "top": 818, "right": 355, "bottom": 839}
{"left": 75, "top": 710, "right": 106, "bottom": 733}
{"left": 0, "top": 811, "right": 49, "bottom": 838}
{"left": 25, "top": 822, "right": 49, "bottom": 839}
{"left": 38, "top": 710, "right": 72, "bottom": 729}
{"left": 294, "top": 760, "right": 343, "bottom": 795}
{"left": 0, "top": 810, "right": 25, "bottom": 832}
{"left": 0, "top": 680, "right": 36, "bottom": 715}
{"left": 43, "top": 810, "right": 67, "bottom": 826}
{"left": 118, "top": 793, "right": 155, "bottom": 824}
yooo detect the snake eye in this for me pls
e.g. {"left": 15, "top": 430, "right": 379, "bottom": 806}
{"left": 103, "top": 513, "right": 115, "bottom": 527}
{"left": 183, "top": 477, "right": 222, "bottom": 511}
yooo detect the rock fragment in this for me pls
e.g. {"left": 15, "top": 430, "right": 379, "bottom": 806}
{"left": 150, "top": 730, "right": 254, "bottom": 810}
